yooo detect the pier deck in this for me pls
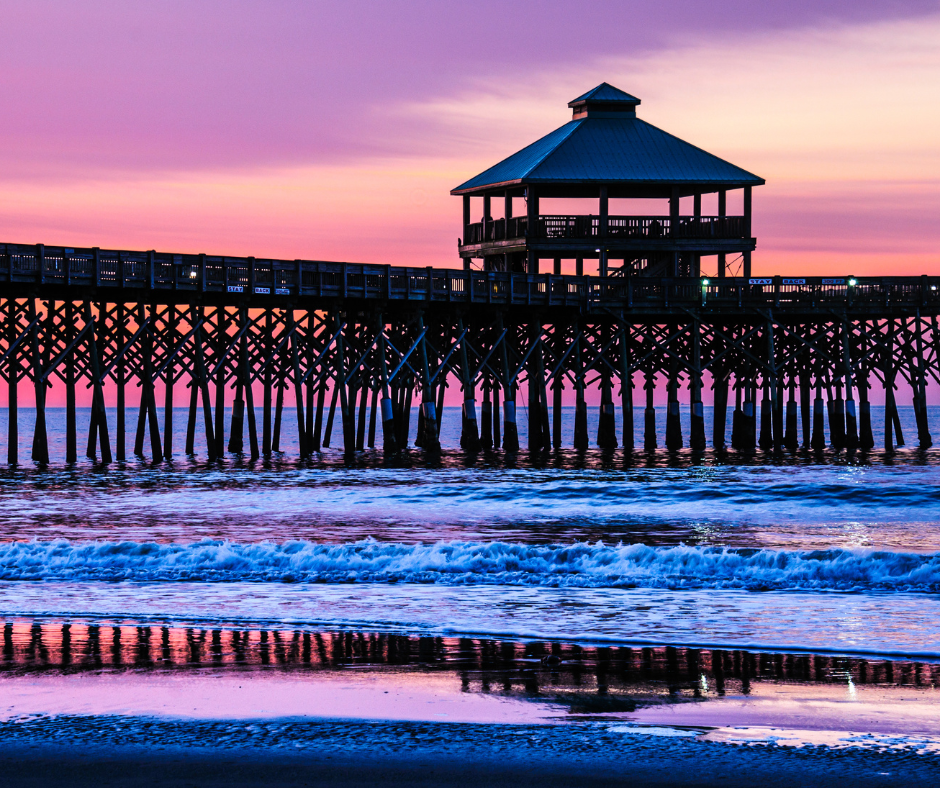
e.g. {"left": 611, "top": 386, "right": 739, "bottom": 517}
{"left": 1, "top": 241, "right": 937, "bottom": 463}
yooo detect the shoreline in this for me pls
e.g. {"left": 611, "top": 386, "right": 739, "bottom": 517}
{"left": 0, "top": 718, "right": 938, "bottom": 788}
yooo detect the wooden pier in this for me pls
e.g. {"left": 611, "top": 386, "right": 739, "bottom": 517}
{"left": 0, "top": 84, "right": 936, "bottom": 463}
{"left": 0, "top": 241, "right": 937, "bottom": 463}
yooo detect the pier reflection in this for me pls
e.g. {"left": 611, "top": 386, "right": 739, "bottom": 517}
{"left": 2, "top": 619, "right": 936, "bottom": 710}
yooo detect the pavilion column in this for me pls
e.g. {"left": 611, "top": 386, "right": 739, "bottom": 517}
{"left": 718, "top": 190, "right": 727, "bottom": 278}
{"left": 526, "top": 186, "right": 538, "bottom": 274}
{"left": 669, "top": 187, "right": 680, "bottom": 277}
{"left": 482, "top": 194, "right": 491, "bottom": 241}
{"left": 504, "top": 192, "right": 513, "bottom": 272}
{"left": 743, "top": 185, "right": 753, "bottom": 279}
{"left": 692, "top": 193, "right": 702, "bottom": 278}
{"left": 599, "top": 185, "right": 609, "bottom": 277}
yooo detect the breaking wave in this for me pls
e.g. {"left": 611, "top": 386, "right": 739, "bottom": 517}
{"left": 0, "top": 539, "right": 939, "bottom": 592}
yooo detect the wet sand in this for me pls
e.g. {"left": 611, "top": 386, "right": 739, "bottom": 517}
{"left": 2, "top": 621, "right": 939, "bottom": 786}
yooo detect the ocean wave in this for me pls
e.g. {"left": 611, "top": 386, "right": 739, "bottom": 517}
{"left": 0, "top": 539, "right": 939, "bottom": 592}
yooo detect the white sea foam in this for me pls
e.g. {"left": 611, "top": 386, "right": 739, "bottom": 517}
{"left": 0, "top": 539, "right": 938, "bottom": 592}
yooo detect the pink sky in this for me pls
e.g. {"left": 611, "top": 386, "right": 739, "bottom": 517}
{"left": 1, "top": 0, "right": 939, "bottom": 275}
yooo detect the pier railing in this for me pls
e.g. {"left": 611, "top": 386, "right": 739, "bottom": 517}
{"left": 462, "top": 215, "right": 747, "bottom": 244}
{"left": 2, "top": 242, "right": 938, "bottom": 312}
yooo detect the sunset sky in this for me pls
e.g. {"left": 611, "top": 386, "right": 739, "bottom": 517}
{"left": 1, "top": 0, "right": 938, "bottom": 276}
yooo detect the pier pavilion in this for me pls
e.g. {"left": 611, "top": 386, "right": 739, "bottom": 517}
{"left": 453, "top": 84, "right": 763, "bottom": 279}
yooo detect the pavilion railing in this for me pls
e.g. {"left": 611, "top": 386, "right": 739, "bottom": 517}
{"left": 462, "top": 215, "right": 746, "bottom": 244}
{"left": 2, "top": 243, "right": 937, "bottom": 312}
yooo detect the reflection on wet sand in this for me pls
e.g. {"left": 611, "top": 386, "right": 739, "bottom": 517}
{"left": 3, "top": 618, "right": 937, "bottom": 700}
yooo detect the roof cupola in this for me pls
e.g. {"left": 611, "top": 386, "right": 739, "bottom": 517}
{"left": 568, "top": 83, "right": 641, "bottom": 119}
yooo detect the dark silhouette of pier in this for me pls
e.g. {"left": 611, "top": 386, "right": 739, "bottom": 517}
{"left": 0, "top": 85, "right": 936, "bottom": 463}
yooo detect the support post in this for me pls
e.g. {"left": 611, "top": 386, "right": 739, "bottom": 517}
{"left": 29, "top": 299, "right": 49, "bottom": 464}
{"left": 163, "top": 305, "right": 174, "bottom": 460}
{"left": 528, "top": 325, "right": 543, "bottom": 452}
{"left": 712, "top": 372, "right": 729, "bottom": 450}
{"left": 839, "top": 321, "right": 857, "bottom": 450}
{"left": 497, "top": 315, "right": 519, "bottom": 452}
{"left": 644, "top": 372, "right": 657, "bottom": 451}
{"left": 913, "top": 312, "right": 933, "bottom": 449}
{"left": 65, "top": 302, "right": 77, "bottom": 464}
{"left": 214, "top": 308, "right": 226, "bottom": 458}
{"left": 812, "top": 381, "right": 827, "bottom": 451}
{"left": 784, "top": 378, "right": 799, "bottom": 451}
{"left": 336, "top": 314, "right": 355, "bottom": 456}
{"left": 457, "top": 318, "right": 480, "bottom": 451}
{"left": 192, "top": 305, "right": 216, "bottom": 460}
{"left": 355, "top": 377, "right": 368, "bottom": 452}
{"left": 368, "top": 384, "right": 378, "bottom": 449}
{"left": 417, "top": 316, "right": 440, "bottom": 451}
{"left": 6, "top": 300, "right": 18, "bottom": 465}
{"left": 84, "top": 303, "right": 112, "bottom": 464}
{"left": 665, "top": 364, "right": 682, "bottom": 451}
{"left": 262, "top": 310, "right": 273, "bottom": 456}
{"left": 289, "top": 310, "right": 308, "bottom": 459}
{"left": 799, "top": 371, "right": 811, "bottom": 449}
{"left": 480, "top": 377, "right": 493, "bottom": 450}
{"left": 552, "top": 352, "right": 563, "bottom": 450}
{"left": 573, "top": 323, "right": 588, "bottom": 450}
{"left": 377, "top": 315, "right": 397, "bottom": 453}
{"left": 689, "top": 319, "right": 706, "bottom": 451}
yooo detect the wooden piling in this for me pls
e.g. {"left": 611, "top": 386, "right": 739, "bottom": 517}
{"left": 811, "top": 383, "right": 826, "bottom": 451}
{"left": 6, "top": 300, "right": 18, "bottom": 465}
{"left": 712, "top": 372, "right": 729, "bottom": 450}
{"left": 665, "top": 366, "right": 682, "bottom": 450}
{"left": 163, "top": 305, "right": 175, "bottom": 460}
{"left": 689, "top": 321, "right": 705, "bottom": 452}
{"left": 289, "top": 311, "right": 308, "bottom": 459}
{"left": 573, "top": 324, "right": 588, "bottom": 450}
{"left": 262, "top": 310, "right": 273, "bottom": 456}
{"left": 65, "top": 302, "right": 77, "bottom": 464}
{"left": 497, "top": 316, "right": 519, "bottom": 452}
{"left": 457, "top": 317, "right": 480, "bottom": 451}
{"left": 214, "top": 307, "right": 226, "bottom": 458}
{"left": 29, "top": 299, "right": 49, "bottom": 464}
{"left": 644, "top": 373, "right": 656, "bottom": 451}
{"left": 480, "top": 377, "right": 493, "bottom": 450}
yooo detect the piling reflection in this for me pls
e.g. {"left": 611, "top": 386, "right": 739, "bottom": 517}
{"left": 3, "top": 620, "right": 936, "bottom": 711}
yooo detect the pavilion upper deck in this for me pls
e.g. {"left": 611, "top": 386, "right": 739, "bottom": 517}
{"left": 461, "top": 214, "right": 749, "bottom": 251}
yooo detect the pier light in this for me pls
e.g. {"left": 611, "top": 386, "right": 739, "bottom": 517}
{"left": 848, "top": 277, "right": 858, "bottom": 286}
{"left": 701, "top": 278, "right": 710, "bottom": 286}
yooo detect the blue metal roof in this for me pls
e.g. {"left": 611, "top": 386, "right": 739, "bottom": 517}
{"left": 451, "top": 95, "right": 764, "bottom": 194}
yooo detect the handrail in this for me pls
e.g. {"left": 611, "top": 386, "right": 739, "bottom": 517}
{"left": 462, "top": 214, "right": 748, "bottom": 244}
{"left": 1, "top": 242, "right": 938, "bottom": 312}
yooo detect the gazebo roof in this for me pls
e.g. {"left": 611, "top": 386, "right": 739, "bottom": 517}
{"left": 451, "top": 84, "right": 764, "bottom": 196}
